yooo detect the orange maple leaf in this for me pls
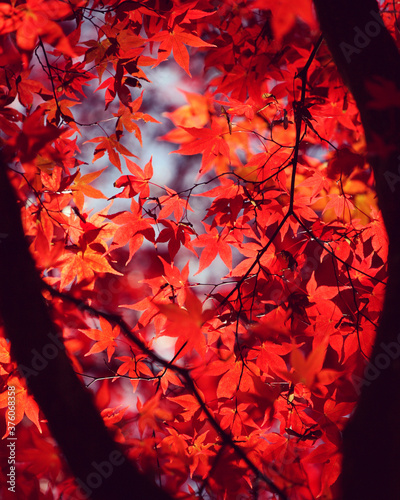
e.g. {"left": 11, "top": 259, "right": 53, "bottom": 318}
{"left": 101, "top": 405, "right": 129, "bottom": 426}
{"left": 0, "top": 337, "right": 11, "bottom": 364}
{"left": 0, "top": 377, "right": 42, "bottom": 437}
{"left": 71, "top": 168, "right": 107, "bottom": 210}
{"left": 113, "top": 93, "right": 160, "bottom": 145}
{"left": 59, "top": 248, "right": 122, "bottom": 290}
{"left": 84, "top": 133, "right": 136, "bottom": 171}
{"left": 116, "top": 355, "right": 154, "bottom": 391}
{"left": 81, "top": 316, "right": 120, "bottom": 362}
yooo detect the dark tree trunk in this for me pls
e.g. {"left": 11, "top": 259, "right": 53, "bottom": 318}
{"left": 0, "top": 160, "right": 173, "bottom": 500}
{"left": 313, "top": 1, "right": 400, "bottom": 498}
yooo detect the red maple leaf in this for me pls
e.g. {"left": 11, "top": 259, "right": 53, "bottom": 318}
{"left": 108, "top": 199, "right": 156, "bottom": 263}
{"left": 193, "top": 224, "right": 235, "bottom": 274}
{"left": 172, "top": 126, "right": 230, "bottom": 174}
{"left": 84, "top": 133, "right": 136, "bottom": 171}
{"left": 0, "top": 377, "right": 42, "bottom": 437}
{"left": 156, "top": 287, "right": 214, "bottom": 358}
{"left": 113, "top": 157, "right": 153, "bottom": 199}
{"left": 81, "top": 316, "right": 120, "bottom": 362}
{"left": 151, "top": 25, "right": 216, "bottom": 76}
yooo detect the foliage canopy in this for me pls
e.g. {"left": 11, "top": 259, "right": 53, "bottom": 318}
{"left": 0, "top": 0, "right": 397, "bottom": 499}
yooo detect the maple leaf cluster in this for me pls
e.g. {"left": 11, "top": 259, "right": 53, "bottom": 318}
{"left": 0, "top": 0, "right": 396, "bottom": 499}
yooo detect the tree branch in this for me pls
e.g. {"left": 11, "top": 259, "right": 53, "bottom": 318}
{"left": 0, "top": 158, "right": 173, "bottom": 500}
{"left": 313, "top": 1, "right": 400, "bottom": 498}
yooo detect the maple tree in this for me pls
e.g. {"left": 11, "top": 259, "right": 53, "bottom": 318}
{"left": 0, "top": 0, "right": 399, "bottom": 499}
